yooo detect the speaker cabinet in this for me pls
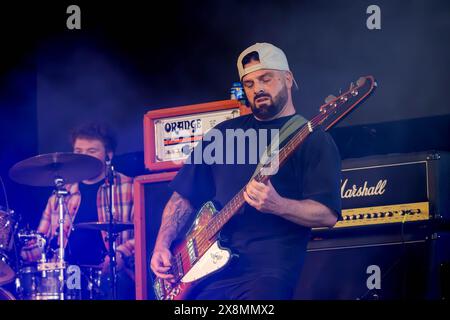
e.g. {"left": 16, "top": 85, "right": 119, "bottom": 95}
{"left": 295, "top": 228, "right": 450, "bottom": 300}
{"left": 134, "top": 171, "right": 178, "bottom": 300}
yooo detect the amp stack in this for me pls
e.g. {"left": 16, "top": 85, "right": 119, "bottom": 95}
{"left": 134, "top": 99, "right": 250, "bottom": 300}
{"left": 295, "top": 151, "right": 450, "bottom": 300}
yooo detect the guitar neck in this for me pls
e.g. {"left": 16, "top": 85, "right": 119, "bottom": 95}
{"left": 203, "top": 118, "right": 319, "bottom": 239}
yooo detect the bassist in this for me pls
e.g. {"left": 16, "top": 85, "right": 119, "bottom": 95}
{"left": 150, "top": 43, "right": 342, "bottom": 300}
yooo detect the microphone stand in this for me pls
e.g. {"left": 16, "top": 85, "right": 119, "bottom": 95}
{"left": 105, "top": 156, "right": 118, "bottom": 300}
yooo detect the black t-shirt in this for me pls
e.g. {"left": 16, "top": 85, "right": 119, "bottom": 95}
{"left": 169, "top": 113, "right": 341, "bottom": 285}
{"left": 66, "top": 181, "right": 107, "bottom": 266}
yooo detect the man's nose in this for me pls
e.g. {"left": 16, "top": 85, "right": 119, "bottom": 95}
{"left": 253, "top": 82, "right": 265, "bottom": 94}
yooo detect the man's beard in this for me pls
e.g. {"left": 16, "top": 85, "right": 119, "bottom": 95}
{"left": 249, "top": 85, "right": 289, "bottom": 120}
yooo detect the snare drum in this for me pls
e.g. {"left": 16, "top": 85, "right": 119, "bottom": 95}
{"left": 0, "top": 207, "right": 18, "bottom": 286}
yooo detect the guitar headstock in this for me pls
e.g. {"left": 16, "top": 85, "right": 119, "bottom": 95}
{"left": 316, "top": 76, "right": 377, "bottom": 131}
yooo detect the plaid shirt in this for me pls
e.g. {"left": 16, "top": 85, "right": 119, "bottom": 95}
{"left": 21, "top": 172, "right": 135, "bottom": 264}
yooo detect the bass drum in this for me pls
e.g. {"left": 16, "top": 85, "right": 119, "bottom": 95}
{"left": 0, "top": 287, "right": 16, "bottom": 300}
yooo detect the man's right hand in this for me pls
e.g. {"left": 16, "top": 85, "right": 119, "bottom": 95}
{"left": 150, "top": 192, "right": 194, "bottom": 283}
{"left": 150, "top": 247, "right": 175, "bottom": 282}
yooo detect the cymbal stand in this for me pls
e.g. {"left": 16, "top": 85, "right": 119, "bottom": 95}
{"left": 105, "top": 159, "right": 118, "bottom": 300}
{"left": 54, "top": 176, "right": 68, "bottom": 300}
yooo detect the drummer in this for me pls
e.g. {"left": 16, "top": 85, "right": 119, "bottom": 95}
{"left": 20, "top": 122, "right": 135, "bottom": 299}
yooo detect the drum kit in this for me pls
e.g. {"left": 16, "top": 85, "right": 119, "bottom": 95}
{"left": 0, "top": 152, "right": 133, "bottom": 300}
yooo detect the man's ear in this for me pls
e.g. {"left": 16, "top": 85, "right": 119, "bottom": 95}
{"left": 107, "top": 151, "right": 114, "bottom": 161}
{"left": 284, "top": 71, "right": 294, "bottom": 89}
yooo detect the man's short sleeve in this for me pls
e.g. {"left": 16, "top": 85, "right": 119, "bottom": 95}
{"left": 300, "top": 128, "right": 342, "bottom": 218}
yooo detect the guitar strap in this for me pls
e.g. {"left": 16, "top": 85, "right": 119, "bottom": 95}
{"left": 251, "top": 114, "right": 308, "bottom": 180}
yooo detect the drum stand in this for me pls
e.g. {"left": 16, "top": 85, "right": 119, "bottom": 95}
{"left": 54, "top": 177, "right": 68, "bottom": 300}
{"left": 105, "top": 160, "right": 118, "bottom": 300}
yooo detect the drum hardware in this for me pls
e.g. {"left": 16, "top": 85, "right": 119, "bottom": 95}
{"left": 17, "top": 229, "right": 48, "bottom": 263}
{"left": 73, "top": 220, "right": 134, "bottom": 300}
{"left": 105, "top": 155, "right": 118, "bottom": 300}
{"left": 9, "top": 152, "right": 103, "bottom": 300}
{"left": 75, "top": 222, "right": 134, "bottom": 233}
{"left": 79, "top": 265, "right": 104, "bottom": 300}
{"left": 37, "top": 260, "right": 67, "bottom": 272}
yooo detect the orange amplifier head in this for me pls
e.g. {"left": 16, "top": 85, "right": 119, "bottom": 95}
{"left": 143, "top": 99, "right": 251, "bottom": 172}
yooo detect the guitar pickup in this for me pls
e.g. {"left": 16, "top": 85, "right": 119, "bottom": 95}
{"left": 187, "top": 238, "right": 198, "bottom": 265}
{"left": 174, "top": 253, "right": 184, "bottom": 277}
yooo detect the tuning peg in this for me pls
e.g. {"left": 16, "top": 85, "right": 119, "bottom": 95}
{"left": 325, "top": 95, "right": 336, "bottom": 104}
{"left": 351, "top": 80, "right": 361, "bottom": 96}
{"left": 356, "top": 77, "right": 366, "bottom": 86}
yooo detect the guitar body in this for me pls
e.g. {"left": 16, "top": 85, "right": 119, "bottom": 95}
{"left": 154, "top": 201, "right": 232, "bottom": 300}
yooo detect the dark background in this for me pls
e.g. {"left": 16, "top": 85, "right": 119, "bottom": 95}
{"left": 1, "top": 0, "right": 449, "bottom": 228}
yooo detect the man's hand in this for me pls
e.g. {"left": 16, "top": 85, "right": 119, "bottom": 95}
{"left": 150, "top": 192, "right": 193, "bottom": 283}
{"left": 101, "top": 251, "right": 125, "bottom": 274}
{"left": 150, "top": 247, "right": 175, "bottom": 283}
{"left": 243, "top": 179, "right": 286, "bottom": 215}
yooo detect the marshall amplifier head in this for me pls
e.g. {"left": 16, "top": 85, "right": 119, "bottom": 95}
{"left": 327, "top": 151, "right": 449, "bottom": 229}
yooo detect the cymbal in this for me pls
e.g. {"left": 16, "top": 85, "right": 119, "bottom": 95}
{"left": 75, "top": 222, "right": 134, "bottom": 233}
{"left": 9, "top": 152, "right": 104, "bottom": 187}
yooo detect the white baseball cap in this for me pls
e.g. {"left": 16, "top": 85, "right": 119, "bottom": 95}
{"left": 237, "top": 42, "right": 298, "bottom": 88}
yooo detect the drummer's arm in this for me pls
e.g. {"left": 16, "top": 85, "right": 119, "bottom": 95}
{"left": 20, "top": 196, "right": 53, "bottom": 262}
{"left": 115, "top": 183, "right": 135, "bottom": 263}
{"left": 117, "top": 239, "right": 134, "bottom": 258}
{"left": 37, "top": 198, "right": 53, "bottom": 236}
